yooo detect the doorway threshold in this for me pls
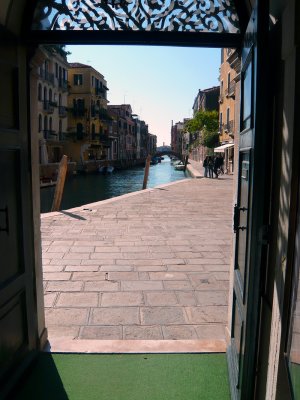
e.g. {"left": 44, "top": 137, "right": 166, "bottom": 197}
{"left": 45, "top": 338, "right": 226, "bottom": 353}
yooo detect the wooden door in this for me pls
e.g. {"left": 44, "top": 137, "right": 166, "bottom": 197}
{"left": 227, "top": 3, "right": 269, "bottom": 399}
{"left": 0, "top": 35, "right": 38, "bottom": 397}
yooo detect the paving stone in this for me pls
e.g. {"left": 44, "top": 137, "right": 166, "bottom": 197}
{"left": 62, "top": 253, "right": 91, "bottom": 260}
{"left": 45, "top": 308, "right": 88, "bottom": 326}
{"left": 47, "top": 326, "right": 80, "bottom": 339}
{"left": 47, "top": 246, "right": 72, "bottom": 253}
{"left": 101, "top": 292, "right": 144, "bottom": 306}
{"left": 84, "top": 281, "right": 119, "bottom": 291}
{"left": 141, "top": 307, "right": 187, "bottom": 325}
{"left": 69, "top": 246, "right": 95, "bottom": 253}
{"left": 121, "top": 281, "right": 163, "bottom": 291}
{"left": 149, "top": 272, "right": 188, "bottom": 280}
{"left": 71, "top": 272, "right": 107, "bottom": 281}
{"left": 162, "top": 325, "right": 198, "bottom": 340}
{"left": 124, "top": 326, "right": 163, "bottom": 340}
{"left": 176, "top": 291, "right": 197, "bottom": 306}
{"left": 108, "top": 272, "right": 139, "bottom": 281}
{"left": 145, "top": 291, "right": 178, "bottom": 306}
{"left": 163, "top": 281, "right": 193, "bottom": 290}
{"left": 43, "top": 265, "right": 65, "bottom": 272}
{"left": 44, "top": 293, "right": 58, "bottom": 307}
{"left": 56, "top": 292, "right": 99, "bottom": 307}
{"left": 90, "top": 252, "right": 121, "bottom": 259}
{"left": 46, "top": 281, "right": 83, "bottom": 292}
{"left": 195, "top": 291, "right": 228, "bottom": 306}
{"left": 80, "top": 326, "right": 122, "bottom": 339}
{"left": 43, "top": 272, "right": 71, "bottom": 281}
{"left": 138, "top": 272, "right": 149, "bottom": 280}
{"left": 90, "top": 307, "right": 140, "bottom": 325}
{"left": 185, "top": 306, "right": 228, "bottom": 324}
{"left": 195, "top": 324, "right": 226, "bottom": 340}
{"left": 136, "top": 265, "right": 167, "bottom": 272}
{"left": 100, "top": 265, "right": 133, "bottom": 271}
{"left": 65, "top": 265, "right": 99, "bottom": 272}
{"left": 94, "top": 246, "right": 121, "bottom": 252}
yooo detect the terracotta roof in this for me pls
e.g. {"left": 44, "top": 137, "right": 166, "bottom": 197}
{"left": 68, "top": 62, "right": 91, "bottom": 68}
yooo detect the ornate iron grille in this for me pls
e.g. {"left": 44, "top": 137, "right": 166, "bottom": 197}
{"left": 32, "top": 0, "right": 240, "bottom": 33}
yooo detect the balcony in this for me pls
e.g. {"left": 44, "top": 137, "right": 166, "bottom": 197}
{"left": 218, "top": 94, "right": 224, "bottom": 103}
{"left": 58, "top": 106, "right": 67, "bottom": 117}
{"left": 220, "top": 120, "right": 234, "bottom": 135}
{"left": 98, "top": 108, "right": 112, "bottom": 121}
{"left": 43, "top": 130, "right": 57, "bottom": 140}
{"left": 39, "top": 69, "right": 55, "bottom": 84}
{"left": 43, "top": 100, "right": 55, "bottom": 114}
{"left": 94, "top": 86, "right": 107, "bottom": 97}
{"left": 225, "top": 80, "right": 236, "bottom": 98}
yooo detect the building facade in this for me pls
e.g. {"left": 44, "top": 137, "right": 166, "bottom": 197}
{"left": 65, "top": 62, "right": 110, "bottom": 168}
{"left": 36, "top": 45, "right": 69, "bottom": 166}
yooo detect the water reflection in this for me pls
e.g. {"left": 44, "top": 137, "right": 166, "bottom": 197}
{"left": 40, "top": 157, "right": 189, "bottom": 213}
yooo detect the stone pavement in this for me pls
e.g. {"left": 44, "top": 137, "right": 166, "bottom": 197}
{"left": 41, "top": 174, "right": 234, "bottom": 348}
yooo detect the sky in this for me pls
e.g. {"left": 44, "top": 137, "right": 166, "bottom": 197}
{"left": 66, "top": 45, "right": 221, "bottom": 146}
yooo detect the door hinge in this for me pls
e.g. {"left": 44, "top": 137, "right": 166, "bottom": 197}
{"left": 233, "top": 204, "right": 248, "bottom": 233}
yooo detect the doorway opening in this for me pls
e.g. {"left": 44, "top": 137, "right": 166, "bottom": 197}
{"left": 33, "top": 44, "right": 239, "bottom": 352}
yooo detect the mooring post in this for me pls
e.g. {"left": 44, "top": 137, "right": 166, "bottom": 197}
{"left": 51, "top": 155, "right": 68, "bottom": 212}
{"left": 142, "top": 154, "right": 151, "bottom": 190}
{"left": 184, "top": 154, "right": 189, "bottom": 172}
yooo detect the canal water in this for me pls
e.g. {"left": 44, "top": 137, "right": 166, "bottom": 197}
{"left": 40, "top": 157, "right": 189, "bottom": 213}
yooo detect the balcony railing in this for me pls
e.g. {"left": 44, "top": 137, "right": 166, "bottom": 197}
{"left": 43, "top": 130, "right": 57, "bottom": 140}
{"left": 95, "top": 87, "right": 105, "bottom": 96}
{"left": 220, "top": 120, "right": 234, "bottom": 134}
{"left": 225, "top": 80, "right": 236, "bottom": 98}
{"left": 58, "top": 106, "right": 67, "bottom": 117}
{"left": 43, "top": 101, "right": 54, "bottom": 113}
{"left": 39, "top": 69, "right": 55, "bottom": 84}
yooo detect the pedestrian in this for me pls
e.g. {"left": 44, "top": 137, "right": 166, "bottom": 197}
{"left": 208, "top": 156, "right": 214, "bottom": 178}
{"left": 213, "top": 156, "right": 219, "bottom": 178}
{"left": 218, "top": 154, "right": 224, "bottom": 174}
{"left": 203, "top": 156, "right": 209, "bottom": 177}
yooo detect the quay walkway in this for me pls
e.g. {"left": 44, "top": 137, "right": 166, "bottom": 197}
{"left": 41, "top": 173, "right": 234, "bottom": 352}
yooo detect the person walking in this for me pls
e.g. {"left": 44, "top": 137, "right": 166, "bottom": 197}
{"left": 203, "top": 156, "right": 209, "bottom": 177}
{"left": 213, "top": 156, "right": 219, "bottom": 178}
{"left": 208, "top": 156, "right": 214, "bottom": 178}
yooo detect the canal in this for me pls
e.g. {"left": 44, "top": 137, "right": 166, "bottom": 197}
{"left": 40, "top": 157, "right": 189, "bottom": 213}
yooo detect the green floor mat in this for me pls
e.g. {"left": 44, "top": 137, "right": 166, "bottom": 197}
{"left": 13, "top": 352, "right": 230, "bottom": 400}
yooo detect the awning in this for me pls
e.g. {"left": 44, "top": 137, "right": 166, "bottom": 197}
{"left": 214, "top": 143, "right": 234, "bottom": 153}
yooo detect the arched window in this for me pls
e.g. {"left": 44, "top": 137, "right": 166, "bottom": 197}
{"left": 38, "top": 114, "right": 42, "bottom": 132}
{"left": 38, "top": 83, "right": 42, "bottom": 101}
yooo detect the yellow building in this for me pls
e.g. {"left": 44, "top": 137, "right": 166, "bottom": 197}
{"left": 218, "top": 48, "right": 240, "bottom": 173}
{"left": 65, "top": 62, "right": 110, "bottom": 167}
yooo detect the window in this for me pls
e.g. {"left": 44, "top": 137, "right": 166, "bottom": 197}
{"left": 220, "top": 113, "right": 223, "bottom": 128}
{"left": 227, "top": 72, "right": 231, "bottom": 89}
{"left": 226, "top": 108, "right": 230, "bottom": 129}
{"left": 221, "top": 48, "right": 224, "bottom": 64}
{"left": 38, "top": 114, "right": 42, "bottom": 132}
{"left": 221, "top": 80, "right": 223, "bottom": 95}
{"left": 59, "top": 120, "right": 62, "bottom": 133}
{"left": 43, "top": 86, "right": 47, "bottom": 101}
{"left": 74, "top": 74, "right": 83, "bottom": 85}
{"left": 49, "top": 88, "right": 52, "bottom": 102}
{"left": 59, "top": 94, "right": 62, "bottom": 107}
{"left": 92, "top": 76, "right": 94, "bottom": 86}
{"left": 55, "top": 63, "right": 58, "bottom": 78}
{"left": 38, "top": 84, "right": 42, "bottom": 101}
{"left": 49, "top": 117, "right": 52, "bottom": 131}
